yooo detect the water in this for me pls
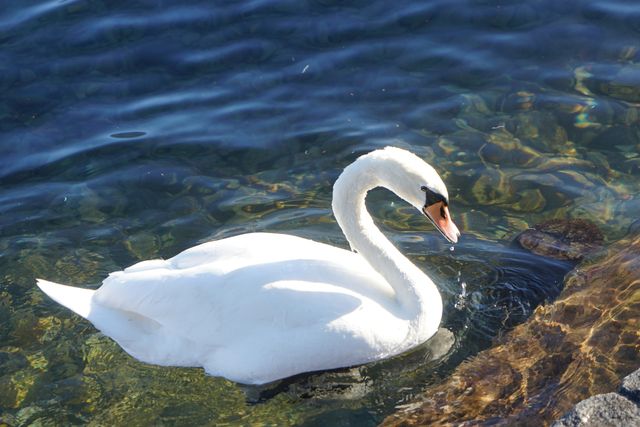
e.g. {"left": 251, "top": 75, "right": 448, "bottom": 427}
{"left": 2, "top": 0, "right": 640, "bottom": 425}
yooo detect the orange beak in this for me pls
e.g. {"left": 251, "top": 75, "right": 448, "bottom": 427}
{"left": 422, "top": 201, "right": 460, "bottom": 244}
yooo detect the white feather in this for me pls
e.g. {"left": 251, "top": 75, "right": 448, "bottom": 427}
{"left": 36, "top": 147, "right": 459, "bottom": 385}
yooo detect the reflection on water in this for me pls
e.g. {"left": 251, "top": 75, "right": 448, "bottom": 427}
{"left": 2, "top": 0, "right": 640, "bottom": 425}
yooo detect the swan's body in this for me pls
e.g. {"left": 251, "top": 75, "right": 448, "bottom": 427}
{"left": 37, "top": 147, "right": 460, "bottom": 385}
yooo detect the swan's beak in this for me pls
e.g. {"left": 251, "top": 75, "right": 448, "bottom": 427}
{"left": 423, "top": 202, "right": 460, "bottom": 244}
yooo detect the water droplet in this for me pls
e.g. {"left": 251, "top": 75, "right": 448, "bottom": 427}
{"left": 449, "top": 246, "right": 455, "bottom": 251}
{"left": 454, "top": 279, "right": 467, "bottom": 310}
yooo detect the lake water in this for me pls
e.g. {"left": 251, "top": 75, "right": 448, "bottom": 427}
{"left": 2, "top": 0, "right": 640, "bottom": 425}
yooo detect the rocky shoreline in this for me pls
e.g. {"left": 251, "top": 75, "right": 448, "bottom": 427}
{"left": 536, "top": 222, "right": 640, "bottom": 426}
{"left": 383, "top": 227, "right": 640, "bottom": 426}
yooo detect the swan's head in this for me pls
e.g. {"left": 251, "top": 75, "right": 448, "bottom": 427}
{"left": 419, "top": 185, "right": 460, "bottom": 244}
{"left": 376, "top": 147, "right": 461, "bottom": 244}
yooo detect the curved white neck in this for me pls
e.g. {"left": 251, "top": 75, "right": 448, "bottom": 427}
{"left": 332, "top": 155, "right": 442, "bottom": 340}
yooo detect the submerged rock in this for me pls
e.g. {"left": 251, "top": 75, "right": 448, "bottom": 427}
{"left": 382, "top": 231, "right": 640, "bottom": 426}
{"left": 574, "top": 63, "right": 640, "bottom": 104}
{"left": 514, "top": 218, "right": 604, "bottom": 261}
{"left": 629, "top": 219, "right": 640, "bottom": 237}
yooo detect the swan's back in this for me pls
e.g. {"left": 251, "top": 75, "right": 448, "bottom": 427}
{"left": 45, "top": 232, "right": 410, "bottom": 384}
{"left": 37, "top": 147, "right": 455, "bottom": 385}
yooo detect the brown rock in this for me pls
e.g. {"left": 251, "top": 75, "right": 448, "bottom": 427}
{"left": 515, "top": 218, "right": 604, "bottom": 261}
{"left": 382, "top": 234, "right": 640, "bottom": 426}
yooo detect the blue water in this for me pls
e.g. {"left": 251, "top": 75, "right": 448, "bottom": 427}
{"left": 2, "top": 0, "right": 640, "bottom": 425}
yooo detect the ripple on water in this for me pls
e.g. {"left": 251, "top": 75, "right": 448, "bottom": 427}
{"left": 2, "top": 0, "right": 640, "bottom": 425}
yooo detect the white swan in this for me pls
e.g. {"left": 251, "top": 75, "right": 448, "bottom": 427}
{"left": 37, "top": 147, "right": 460, "bottom": 385}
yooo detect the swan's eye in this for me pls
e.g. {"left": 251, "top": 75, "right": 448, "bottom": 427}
{"left": 421, "top": 186, "right": 448, "bottom": 208}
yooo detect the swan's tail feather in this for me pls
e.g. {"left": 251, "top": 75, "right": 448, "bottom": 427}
{"left": 36, "top": 279, "right": 95, "bottom": 319}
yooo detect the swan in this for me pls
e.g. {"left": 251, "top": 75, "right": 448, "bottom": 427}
{"left": 36, "top": 146, "right": 460, "bottom": 385}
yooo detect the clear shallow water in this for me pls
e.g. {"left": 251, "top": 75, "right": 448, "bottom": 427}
{"left": 1, "top": 0, "right": 640, "bottom": 425}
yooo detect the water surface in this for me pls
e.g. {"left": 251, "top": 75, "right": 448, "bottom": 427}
{"left": 1, "top": 0, "right": 640, "bottom": 425}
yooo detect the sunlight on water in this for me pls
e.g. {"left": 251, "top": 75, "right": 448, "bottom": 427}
{"left": 1, "top": 0, "right": 640, "bottom": 425}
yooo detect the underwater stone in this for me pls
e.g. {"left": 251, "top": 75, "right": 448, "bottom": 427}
{"left": 624, "top": 107, "right": 639, "bottom": 125}
{"left": 514, "top": 218, "right": 604, "bottom": 261}
{"left": 603, "top": 66, "right": 640, "bottom": 103}
{"left": 0, "top": 349, "right": 28, "bottom": 377}
{"left": 182, "top": 175, "right": 224, "bottom": 195}
{"left": 10, "top": 310, "right": 40, "bottom": 346}
{"left": 124, "top": 232, "right": 160, "bottom": 260}
{"left": 0, "top": 374, "right": 18, "bottom": 409}
{"left": 26, "top": 352, "right": 48, "bottom": 372}
{"left": 82, "top": 333, "right": 132, "bottom": 375}
{"left": 36, "top": 316, "right": 62, "bottom": 344}
{"left": 53, "top": 250, "right": 106, "bottom": 285}
{"left": 14, "top": 405, "right": 47, "bottom": 426}
{"left": 168, "top": 196, "right": 201, "bottom": 216}
{"left": 442, "top": 130, "right": 487, "bottom": 152}
{"left": 499, "top": 90, "right": 536, "bottom": 113}
{"left": 510, "top": 111, "right": 569, "bottom": 151}
{"left": 504, "top": 216, "right": 530, "bottom": 233}
{"left": 551, "top": 393, "right": 640, "bottom": 427}
{"left": 578, "top": 99, "right": 617, "bottom": 128}
{"left": 0, "top": 368, "right": 40, "bottom": 409}
{"left": 590, "top": 126, "right": 640, "bottom": 151}
{"left": 455, "top": 210, "right": 491, "bottom": 238}
{"left": 0, "top": 294, "right": 11, "bottom": 342}
{"left": 624, "top": 158, "right": 640, "bottom": 175}
{"left": 470, "top": 167, "right": 512, "bottom": 205}
{"left": 436, "top": 137, "right": 459, "bottom": 157}
{"left": 585, "top": 151, "right": 613, "bottom": 178}
{"left": 479, "top": 130, "right": 541, "bottom": 167}
{"left": 18, "top": 254, "right": 51, "bottom": 285}
{"left": 461, "top": 111, "right": 500, "bottom": 133}
{"left": 0, "top": 412, "right": 16, "bottom": 426}
{"left": 460, "top": 93, "right": 492, "bottom": 115}
{"left": 510, "top": 188, "right": 546, "bottom": 212}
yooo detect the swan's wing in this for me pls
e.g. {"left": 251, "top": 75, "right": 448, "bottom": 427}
{"left": 86, "top": 232, "right": 413, "bottom": 383}
{"left": 92, "top": 233, "right": 395, "bottom": 344}
{"left": 167, "top": 232, "right": 346, "bottom": 270}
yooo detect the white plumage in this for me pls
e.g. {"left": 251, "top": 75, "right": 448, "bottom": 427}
{"left": 37, "top": 146, "right": 460, "bottom": 385}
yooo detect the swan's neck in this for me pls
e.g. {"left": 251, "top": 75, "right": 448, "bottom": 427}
{"left": 332, "top": 156, "right": 442, "bottom": 339}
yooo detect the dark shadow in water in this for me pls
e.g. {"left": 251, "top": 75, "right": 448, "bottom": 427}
{"left": 240, "top": 327, "right": 454, "bottom": 405}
